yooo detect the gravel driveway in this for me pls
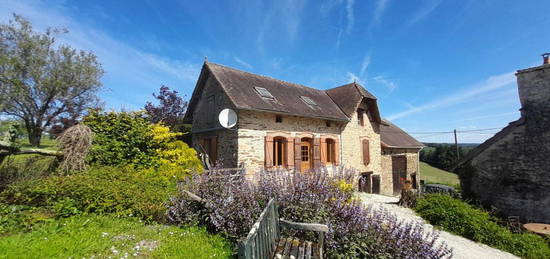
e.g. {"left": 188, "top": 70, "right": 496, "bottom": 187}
{"left": 356, "top": 193, "right": 518, "bottom": 259}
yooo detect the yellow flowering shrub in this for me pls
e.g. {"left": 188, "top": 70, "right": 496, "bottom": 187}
{"left": 150, "top": 123, "right": 203, "bottom": 179}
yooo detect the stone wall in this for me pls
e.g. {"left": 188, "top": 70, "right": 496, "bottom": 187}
{"left": 459, "top": 64, "right": 550, "bottom": 223}
{"left": 381, "top": 148, "right": 421, "bottom": 195}
{"left": 237, "top": 110, "right": 342, "bottom": 175}
{"left": 339, "top": 101, "right": 384, "bottom": 192}
{"left": 190, "top": 73, "right": 239, "bottom": 168}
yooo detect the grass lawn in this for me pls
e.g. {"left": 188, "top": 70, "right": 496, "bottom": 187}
{"left": 420, "top": 162, "right": 460, "bottom": 187}
{"left": 19, "top": 137, "right": 58, "bottom": 151}
{"left": 0, "top": 214, "right": 232, "bottom": 259}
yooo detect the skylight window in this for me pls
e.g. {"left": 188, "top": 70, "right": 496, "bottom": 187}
{"left": 300, "top": 96, "right": 317, "bottom": 106}
{"left": 254, "top": 87, "right": 275, "bottom": 99}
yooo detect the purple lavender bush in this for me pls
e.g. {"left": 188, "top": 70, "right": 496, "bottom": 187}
{"left": 167, "top": 167, "right": 453, "bottom": 258}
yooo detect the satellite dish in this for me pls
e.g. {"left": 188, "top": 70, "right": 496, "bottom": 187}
{"left": 219, "top": 108, "right": 238, "bottom": 129}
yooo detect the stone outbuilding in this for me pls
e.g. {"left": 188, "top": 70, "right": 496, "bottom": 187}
{"left": 457, "top": 56, "right": 550, "bottom": 223}
{"left": 184, "top": 61, "right": 423, "bottom": 196}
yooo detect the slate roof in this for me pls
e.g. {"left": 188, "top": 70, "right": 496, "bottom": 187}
{"left": 202, "top": 62, "right": 349, "bottom": 121}
{"left": 185, "top": 61, "right": 422, "bottom": 148}
{"left": 380, "top": 120, "right": 424, "bottom": 148}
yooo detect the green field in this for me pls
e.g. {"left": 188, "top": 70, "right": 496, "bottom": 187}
{"left": 19, "top": 137, "right": 58, "bottom": 151}
{"left": 420, "top": 162, "right": 460, "bottom": 187}
{"left": 0, "top": 214, "right": 232, "bottom": 259}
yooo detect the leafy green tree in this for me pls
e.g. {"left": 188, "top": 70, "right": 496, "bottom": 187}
{"left": 0, "top": 14, "right": 104, "bottom": 147}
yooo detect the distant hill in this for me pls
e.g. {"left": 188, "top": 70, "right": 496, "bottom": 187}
{"left": 419, "top": 143, "right": 478, "bottom": 172}
{"left": 422, "top": 142, "right": 479, "bottom": 148}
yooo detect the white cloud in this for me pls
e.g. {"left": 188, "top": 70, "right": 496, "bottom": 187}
{"left": 335, "top": 28, "right": 343, "bottom": 49}
{"left": 360, "top": 55, "right": 371, "bottom": 76}
{"left": 320, "top": 0, "right": 343, "bottom": 15}
{"left": 346, "top": 0, "right": 355, "bottom": 34}
{"left": 387, "top": 71, "right": 516, "bottom": 121}
{"left": 346, "top": 72, "right": 366, "bottom": 86}
{"left": 233, "top": 56, "right": 253, "bottom": 70}
{"left": 373, "top": 75, "right": 397, "bottom": 92}
{"left": 256, "top": 0, "right": 308, "bottom": 49}
{"left": 453, "top": 111, "right": 519, "bottom": 123}
{"left": 405, "top": 0, "right": 442, "bottom": 26}
{"left": 373, "top": 0, "right": 389, "bottom": 24}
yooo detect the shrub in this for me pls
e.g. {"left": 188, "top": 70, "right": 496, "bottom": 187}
{"left": 415, "top": 194, "right": 550, "bottom": 259}
{"left": 0, "top": 203, "right": 55, "bottom": 234}
{"left": 2, "top": 166, "right": 177, "bottom": 222}
{"left": 0, "top": 155, "right": 57, "bottom": 192}
{"left": 168, "top": 167, "right": 452, "bottom": 258}
{"left": 83, "top": 109, "right": 159, "bottom": 168}
{"left": 83, "top": 110, "right": 202, "bottom": 176}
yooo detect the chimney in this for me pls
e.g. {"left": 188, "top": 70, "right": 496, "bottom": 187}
{"left": 543, "top": 53, "right": 550, "bottom": 65}
{"left": 516, "top": 54, "right": 550, "bottom": 118}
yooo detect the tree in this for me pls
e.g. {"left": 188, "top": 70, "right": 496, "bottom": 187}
{"left": 144, "top": 85, "right": 188, "bottom": 131}
{"left": 0, "top": 14, "right": 104, "bottom": 147}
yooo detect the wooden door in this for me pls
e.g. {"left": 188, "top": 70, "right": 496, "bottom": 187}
{"left": 392, "top": 156, "right": 407, "bottom": 196}
{"left": 300, "top": 138, "right": 313, "bottom": 172}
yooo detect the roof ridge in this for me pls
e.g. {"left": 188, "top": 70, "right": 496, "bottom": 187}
{"left": 206, "top": 62, "right": 327, "bottom": 94}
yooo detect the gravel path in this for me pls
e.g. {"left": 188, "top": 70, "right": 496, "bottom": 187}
{"left": 357, "top": 193, "right": 518, "bottom": 259}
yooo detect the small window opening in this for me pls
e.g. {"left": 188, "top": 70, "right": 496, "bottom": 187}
{"left": 276, "top": 115, "right": 283, "bottom": 123}
{"left": 357, "top": 108, "right": 364, "bottom": 126}
{"left": 326, "top": 121, "right": 331, "bottom": 127}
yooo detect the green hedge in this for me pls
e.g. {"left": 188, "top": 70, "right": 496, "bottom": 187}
{"left": 415, "top": 194, "right": 550, "bottom": 259}
{"left": 1, "top": 166, "right": 177, "bottom": 223}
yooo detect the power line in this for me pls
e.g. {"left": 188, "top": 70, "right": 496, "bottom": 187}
{"left": 408, "top": 127, "right": 503, "bottom": 134}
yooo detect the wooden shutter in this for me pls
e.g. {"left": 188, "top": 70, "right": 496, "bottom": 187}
{"left": 265, "top": 136, "right": 274, "bottom": 167}
{"left": 294, "top": 137, "right": 301, "bottom": 171}
{"left": 287, "top": 138, "right": 295, "bottom": 168}
{"left": 334, "top": 139, "right": 340, "bottom": 165}
{"left": 313, "top": 138, "right": 321, "bottom": 168}
{"left": 362, "top": 139, "right": 370, "bottom": 165}
{"left": 320, "top": 138, "right": 327, "bottom": 165}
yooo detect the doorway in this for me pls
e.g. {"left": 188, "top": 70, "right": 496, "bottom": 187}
{"left": 359, "top": 172, "right": 373, "bottom": 193}
{"left": 392, "top": 155, "right": 407, "bottom": 196}
{"left": 300, "top": 138, "right": 313, "bottom": 172}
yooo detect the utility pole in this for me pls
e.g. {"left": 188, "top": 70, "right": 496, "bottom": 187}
{"left": 454, "top": 129, "right": 460, "bottom": 162}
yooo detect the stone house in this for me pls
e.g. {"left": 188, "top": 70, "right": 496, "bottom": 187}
{"left": 457, "top": 55, "right": 550, "bottom": 223}
{"left": 184, "top": 61, "right": 423, "bottom": 196}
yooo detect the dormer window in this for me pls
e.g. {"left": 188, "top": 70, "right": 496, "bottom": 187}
{"left": 254, "top": 87, "right": 275, "bottom": 99}
{"left": 300, "top": 96, "right": 317, "bottom": 106}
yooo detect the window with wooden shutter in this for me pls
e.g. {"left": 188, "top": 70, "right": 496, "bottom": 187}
{"left": 362, "top": 139, "right": 370, "bottom": 165}
{"left": 272, "top": 137, "right": 287, "bottom": 167}
{"left": 326, "top": 139, "right": 336, "bottom": 164}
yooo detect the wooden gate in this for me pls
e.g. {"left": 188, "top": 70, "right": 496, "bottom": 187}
{"left": 392, "top": 156, "right": 407, "bottom": 196}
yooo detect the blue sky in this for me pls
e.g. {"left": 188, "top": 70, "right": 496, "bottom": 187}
{"left": 2, "top": 0, "right": 549, "bottom": 143}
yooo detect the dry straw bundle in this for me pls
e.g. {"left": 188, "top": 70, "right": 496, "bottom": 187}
{"left": 56, "top": 124, "right": 93, "bottom": 173}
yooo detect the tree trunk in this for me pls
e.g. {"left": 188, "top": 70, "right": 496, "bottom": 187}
{"left": 27, "top": 126, "right": 43, "bottom": 147}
